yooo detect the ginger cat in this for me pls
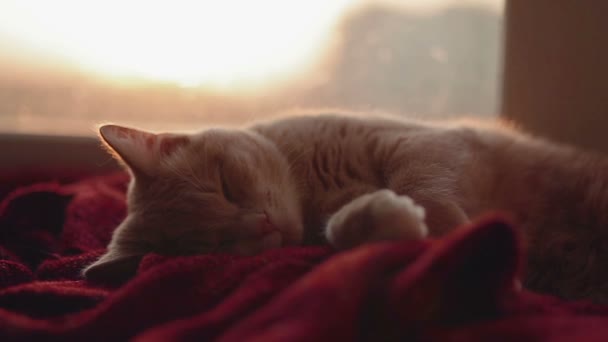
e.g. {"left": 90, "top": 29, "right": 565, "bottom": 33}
{"left": 83, "top": 113, "right": 608, "bottom": 302}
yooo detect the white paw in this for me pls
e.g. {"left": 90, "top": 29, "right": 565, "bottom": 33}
{"left": 326, "top": 189, "right": 428, "bottom": 249}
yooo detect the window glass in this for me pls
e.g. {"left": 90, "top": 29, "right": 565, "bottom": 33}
{"left": 0, "top": 0, "right": 504, "bottom": 135}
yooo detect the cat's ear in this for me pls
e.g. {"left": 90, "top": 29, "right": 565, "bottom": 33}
{"left": 82, "top": 250, "right": 143, "bottom": 283}
{"left": 99, "top": 125, "right": 189, "bottom": 176}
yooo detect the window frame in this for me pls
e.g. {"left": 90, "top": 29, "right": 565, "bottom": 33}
{"left": 501, "top": 0, "right": 608, "bottom": 153}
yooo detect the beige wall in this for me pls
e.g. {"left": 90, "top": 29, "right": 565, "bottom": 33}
{"left": 502, "top": 1, "right": 608, "bottom": 153}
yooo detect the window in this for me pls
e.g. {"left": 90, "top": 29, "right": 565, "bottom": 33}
{"left": 0, "top": 0, "right": 504, "bottom": 136}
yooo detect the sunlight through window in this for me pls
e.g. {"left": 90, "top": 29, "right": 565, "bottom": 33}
{"left": 0, "top": 0, "right": 504, "bottom": 135}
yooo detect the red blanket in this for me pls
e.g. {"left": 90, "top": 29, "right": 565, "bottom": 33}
{"left": 1, "top": 172, "right": 608, "bottom": 341}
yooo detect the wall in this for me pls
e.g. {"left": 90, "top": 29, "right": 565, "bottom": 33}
{"left": 502, "top": 1, "right": 608, "bottom": 153}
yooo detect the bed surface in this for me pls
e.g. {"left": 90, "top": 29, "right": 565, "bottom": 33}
{"left": 1, "top": 171, "right": 607, "bottom": 341}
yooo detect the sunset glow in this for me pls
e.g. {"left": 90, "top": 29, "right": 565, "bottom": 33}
{"left": 0, "top": 0, "right": 501, "bottom": 89}
{"left": 0, "top": 1, "right": 353, "bottom": 87}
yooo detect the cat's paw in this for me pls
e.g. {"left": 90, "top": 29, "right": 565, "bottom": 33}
{"left": 326, "top": 189, "right": 428, "bottom": 249}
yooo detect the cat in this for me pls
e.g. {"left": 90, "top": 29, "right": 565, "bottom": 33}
{"left": 83, "top": 112, "right": 608, "bottom": 302}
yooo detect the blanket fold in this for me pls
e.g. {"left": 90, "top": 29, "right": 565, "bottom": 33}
{"left": 0, "top": 172, "right": 606, "bottom": 341}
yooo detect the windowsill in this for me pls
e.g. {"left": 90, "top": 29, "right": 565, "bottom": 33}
{"left": 0, "top": 132, "right": 119, "bottom": 171}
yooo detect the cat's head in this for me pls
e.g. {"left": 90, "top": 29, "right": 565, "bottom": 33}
{"left": 83, "top": 124, "right": 303, "bottom": 281}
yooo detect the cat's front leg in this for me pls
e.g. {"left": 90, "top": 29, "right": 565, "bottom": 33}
{"left": 325, "top": 189, "right": 428, "bottom": 249}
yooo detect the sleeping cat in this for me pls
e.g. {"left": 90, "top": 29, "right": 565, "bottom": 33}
{"left": 83, "top": 113, "right": 608, "bottom": 302}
